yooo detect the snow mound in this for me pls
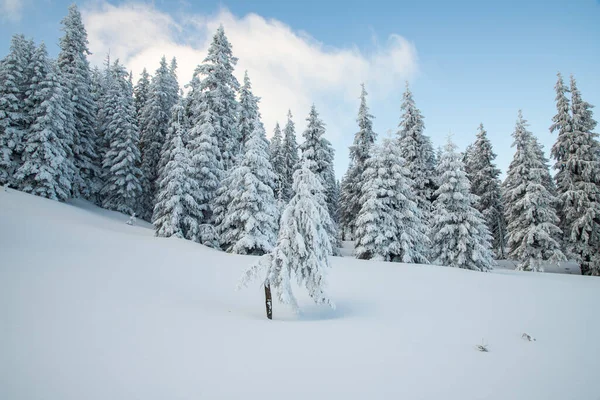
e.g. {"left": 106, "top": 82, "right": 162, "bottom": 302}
{"left": 1, "top": 188, "right": 599, "bottom": 400}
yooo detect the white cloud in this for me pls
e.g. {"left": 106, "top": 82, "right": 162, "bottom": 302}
{"left": 1, "top": 0, "right": 25, "bottom": 22}
{"left": 82, "top": 2, "right": 418, "bottom": 176}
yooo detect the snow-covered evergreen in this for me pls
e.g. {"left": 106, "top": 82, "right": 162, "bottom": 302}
{"left": 13, "top": 43, "right": 75, "bottom": 201}
{"left": 269, "top": 122, "right": 285, "bottom": 200}
{"left": 194, "top": 25, "right": 240, "bottom": 170}
{"left": 100, "top": 60, "right": 142, "bottom": 215}
{"left": 354, "top": 138, "right": 429, "bottom": 263}
{"left": 133, "top": 68, "right": 150, "bottom": 120}
{"left": 340, "top": 84, "right": 377, "bottom": 238}
{"left": 216, "top": 120, "right": 278, "bottom": 255}
{"left": 397, "top": 83, "right": 436, "bottom": 221}
{"left": 237, "top": 71, "right": 260, "bottom": 154}
{"left": 239, "top": 161, "right": 334, "bottom": 311}
{"left": 431, "top": 138, "right": 494, "bottom": 272}
{"left": 0, "top": 34, "right": 34, "bottom": 186}
{"left": 57, "top": 4, "right": 98, "bottom": 199}
{"left": 504, "top": 111, "right": 565, "bottom": 272}
{"left": 138, "top": 56, "right": 179, "bottom": 221}
{"left": 552, "top": 76, "right": 600, "bottom": 275}
{"left": 152, "top": 102, "right": 202, "bottom": 241}
{"left": 464, "top": 124, "right": 506, "bottom": 258}
{"left": 281, "top": 110, "right": 299, "bottom": 202}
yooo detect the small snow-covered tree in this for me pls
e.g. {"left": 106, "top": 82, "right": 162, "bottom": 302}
{"left": 269, "top": 122, "right": 285, "bottom": 200}
{"left": 281, "top": 110, "right": 299, "bottom": 202}
{"left": 340, "top": 84, "right": 377, "bottom": 238}
{"left": 239, "top": 161, "right": 335, "bottom": 318}
{"left": 133, "top": 68, "right": 150, "bottom": 120}
{"left": 0, "top": 34, "right": 34, "bottom": 186}
{"left": 195, "top": 25, "right": 240, "bottom": 170}
{"left": 464, "top": 124, "right": 506, "bottom": 258}
{"left": 217, "top": 120, "right": 278, "bottom": 255}
{"left": 504, "top": 111, "right": 565, "bottom": 272}
{"left": 553, "top": 76, "right": 600, "bottom": 275}
{"left": 397, "top": 82, "right": 436, "bottom": 221}
{"left": 431, "top": 138, "right": 494, "bottom": 272}
{"left": 13, "top": 43, "right": 75, "bottom": 201}
{"left": 100, "top": 60, "right": 142, "bottom": 215}
{"left": 57, "top": 4, "right": 99, "bottom": 199}
{"left": 237, "top": 70, "right": 259, "bottom": 154}
{"left": 354, "top": 138, "right": 429, "bottom": 263}
{"left": 138, "top": 56, "right": 179, "bottom": 221}
{"left": 152, "top": 103, "right": 202, "bottom": 241}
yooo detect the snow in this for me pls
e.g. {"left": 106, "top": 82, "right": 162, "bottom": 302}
{"left": 1, "top": 187, "right": 599, "bottom": 400}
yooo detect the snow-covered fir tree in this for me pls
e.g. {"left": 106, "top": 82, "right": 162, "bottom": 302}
{"left": 504, "top": 111, "right": 565, "bottom": 272}
{"left": 13, "top": 43, "right": 75, "bottom": 201}
{"left": 133, "top": 68, "right": 150, "bottom": 120}
{"left": 138, "top": 56, "right": 179, "bottom": 221}
{"left": 281, "top": 110, "right": 299, "bottom": 201}
{"left": 237, "top": 71, "right": 259, "bottom": 154}
{"left": 152, "top": 102, "right": 202, "bottom": 241}
{"left": 431, "top": 138, "right": 494, "bottom": 272}
{"left": 57, "top": 4, "right": 98, "bottom": 199}
{"left": 552, "top": 76, "right": 600, "bottom": 275}
{"left": 239, "top": 161, "right": 335, "bottom": 313}
{"left": 216, "top": 120, "right": 278, "bottom": 255}
{"left": 0, "top": 34, "right": 34, "bottom": 186}
{"left": 354, "top": 138, "right": 429, "bottom": 263}
{"left": 167, "top": 57, "right": 180, "bottom": 108}
{"left": 194, "top": 25, "right": 240, "bottom": 170}
{"left": 269, "top": 122, "right": 285, "bottom": 201}
{"left": 397, "top": 82, "right": 436, "bottom": 221}
{"left": 299, "top": 105, "right": 339, "bottom": 253}
{"left": 100, "top": 60, "right": 142, "bottom": 215}
{"left": 550, "top": 72, "right": 573, "bottom": 199}
{"left": 340, "top": 84, "right": 377, "bottom": 238}
{"left": 464, "top": 124, "right": 506, "bottom": 258}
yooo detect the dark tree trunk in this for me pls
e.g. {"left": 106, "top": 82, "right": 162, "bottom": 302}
{"left": 264, "top": 283, "right": 272, "bottom": 320}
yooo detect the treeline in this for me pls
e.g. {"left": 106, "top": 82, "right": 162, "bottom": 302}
{"left": 1, "top": 5, "right": 598, "bottom": 279}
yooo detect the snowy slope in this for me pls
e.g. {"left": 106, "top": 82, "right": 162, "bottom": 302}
{"left": 1, "top": 187, "right": 599, "bottom": 400}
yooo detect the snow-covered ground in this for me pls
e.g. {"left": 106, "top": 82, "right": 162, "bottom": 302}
{"left": 1, "top": 187, "right": 599, "bottom": 400}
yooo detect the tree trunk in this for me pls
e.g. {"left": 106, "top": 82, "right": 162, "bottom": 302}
{"left": 264, "top": 283, "right": 273, "bottom": 320}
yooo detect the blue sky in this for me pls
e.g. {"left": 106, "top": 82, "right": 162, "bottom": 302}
{"left": 1, "top": 0, "right": 599, "bottom": 178}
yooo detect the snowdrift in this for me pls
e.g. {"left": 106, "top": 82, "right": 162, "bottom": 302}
{"left": 1, "top": 187, "right": 599, "bottom": 400}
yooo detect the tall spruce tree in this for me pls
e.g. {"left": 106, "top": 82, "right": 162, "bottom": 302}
{"left": 269, "top": 122, "right": 285, "bottom": 200}
{"left": 464, "top": 124, "right": 506, "bottom": 258}
{"left": 504, "top": 111, "right": 565, "bottom": 272}
{"left": 431, "top": 138, "right": 494, "bottom": 272}
{"left": 138, "top": 56, "right": 179, "bottom": 221}
{"left": 57, "top": 4, "right": 98, "bottom": 199}
{"left": 0, "top": 35, "right": 34, "bottom": 186}
{"left": 281, "top": 110, "right": 299, "bottom": 201}
{"left": 100, "top": 60, "right": 142, "bottom": 215}
{"left": 216, "top": 120, "right": 278, "bottom": 255}
{"left": 397, "top": 82, "right": 435, "bottom": 221}
{"left": 239, "top": 161, "right": 335, "bottom": 318}
{"left": 237, "top": 71, "right": 260, "bottom": 154}
{"left": 554, "top": 77, "right": 600, "bottom": 275}
{"left": 133, "top": 68, "right": 150, "bottom": 120}
{"left": 340, "top": 84, "right": 377, "bottom": 238}
{"left": 354, "top": 138, "right": 429, "bottom": 263}
{"left": 13, "top": 43, "right": 75, "bottom": 201}
{"left": 195, "top": 25, "right": 240, "bottom": 170}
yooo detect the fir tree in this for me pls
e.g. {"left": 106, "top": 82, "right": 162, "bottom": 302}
{"left": 57, "top": 4, "right": 99, "bottom": 199}
{"left": 555, "top": 77, "right": 600, "bottom": 275}
{"left": 340, "top": 84, "right": 377, "bottom": 238}
{"left": 431, "top": 138, "right": 494, "bottom": 272}
{"left": 465, "top": 124, "right": 506, "bottom": 258}
{"left": 239, "top": 161, "right": 335, "bottom": 316}
{"left": 397, "top": 82, "right": 436, "bottom": 221}
{"left": 13, "top": 43, "right": 74, "bottom": 201}
{"left": 550, "top": 72, "right": 573, "bottom": 200}
{"left": 0, "top": 35, "right": 34, "bottom": 186}
{"left": 152, "top": 103, "right": 202, "bottom": 241}
{"left": 504, "top": 111, "right": 565, "bottom": 272}
{"left": 354, "top": 138, "right": 429, "bottom": 263}
{"left": 269, "top": 122, "right": 285, "bottom": 200}
{"left": 138, "top": 56, "right": 179, "bottom": 221}
{"left": 217, "top": 120, "right": 278, "bottom": 255}
{"left": 195, "top": 25, "right": 240, "bottom": 170}
{"left": 100, "top": 60, "right": 142, "bottom": 215}
{"left": 281, "top": 110, "right": 299, "bottom": 201}
{"left": 133, "top": 68, "right": 150, "bottom": 120}
{"left": 237, "top": 71, "right": 260, "bottom": 154}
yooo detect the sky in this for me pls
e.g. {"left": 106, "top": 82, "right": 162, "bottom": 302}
{"left": 1, "top": 0, "right": 599, "bottom": 179}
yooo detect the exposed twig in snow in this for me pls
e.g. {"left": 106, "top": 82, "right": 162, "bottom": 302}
{"left": 522, "top": 333, "right": 536, "bottom": 341}
{"left": 475, "top": 340, "right": 489, "bottom": 352}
